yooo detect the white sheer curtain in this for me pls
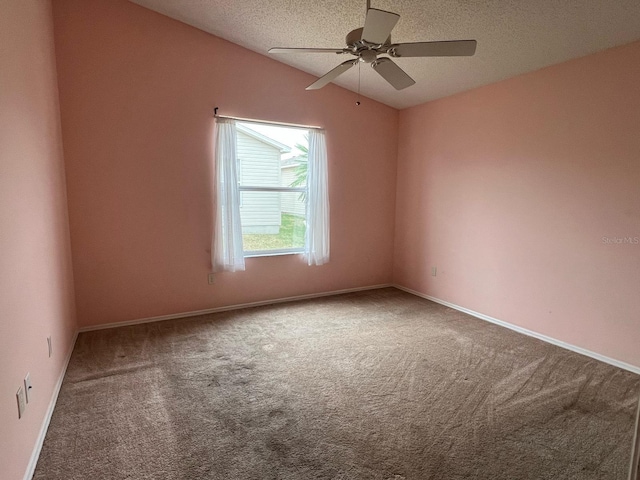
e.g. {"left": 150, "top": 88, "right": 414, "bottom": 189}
{"left": 212, "top": 118, "right": 245, "bottom": 272}
{"left": 305, "top": 129, "right": 330, "bottom": 266}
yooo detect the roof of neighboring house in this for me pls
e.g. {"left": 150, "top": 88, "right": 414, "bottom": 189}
{"left": 281, "top": 155, "right": 306, "bottom": 168}
{"left": 236, "top": 124, "right": 291, "bottom": 153}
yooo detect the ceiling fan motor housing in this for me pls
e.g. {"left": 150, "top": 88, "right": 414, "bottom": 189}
{"left": 359, "top": 49, "right": 378, "bottom": 63}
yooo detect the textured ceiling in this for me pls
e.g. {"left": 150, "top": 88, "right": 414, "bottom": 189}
{"left": 129, "top": 0, "right": 640, "bottom": 109}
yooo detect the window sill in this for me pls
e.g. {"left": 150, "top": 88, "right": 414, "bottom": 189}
{"left": 244, "top": 250, "right": 304, "bottom": 258}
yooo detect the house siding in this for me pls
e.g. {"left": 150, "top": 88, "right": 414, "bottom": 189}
{"left": 237, "top": 129, "right": 282, "bottom": 234}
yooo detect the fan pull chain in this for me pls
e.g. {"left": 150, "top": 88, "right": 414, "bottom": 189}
{"left": 356, "top": 62, "right": 361, "bottom": 106}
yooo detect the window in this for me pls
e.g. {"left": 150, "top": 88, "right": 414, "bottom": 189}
{"left": 213, "top": 117, "right": 329, "bottom": 272}
{"left": 236, "top": 122, "right": 308, "bottom": 256}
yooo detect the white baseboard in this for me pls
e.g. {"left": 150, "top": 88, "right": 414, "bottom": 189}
{"left": 79, "top": 284, "right": 393, "bottom": 333}
{"left": 393, "top": 284, "right": 640, "bottom": 376}
{"left": 23, "top": 330, "right": 79, "bottom": 480}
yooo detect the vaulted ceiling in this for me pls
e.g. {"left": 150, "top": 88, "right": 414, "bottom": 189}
{"left": 129, "top": 0, "right": 640, "bottom": 109}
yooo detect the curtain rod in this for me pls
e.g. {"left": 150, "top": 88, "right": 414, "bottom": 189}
{"left": 213, "top": 109, "right": 322, "bottom": 131}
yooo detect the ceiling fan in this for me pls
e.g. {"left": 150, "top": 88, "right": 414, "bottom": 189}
{"left": 268, "top": 1, "right": 477, "bottom": 91}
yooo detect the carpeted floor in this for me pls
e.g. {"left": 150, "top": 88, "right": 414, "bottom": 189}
{"left": 34, "top": 288, "right": 639, "bottom": 479}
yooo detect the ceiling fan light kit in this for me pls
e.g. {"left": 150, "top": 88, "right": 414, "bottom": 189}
{"left": 269, "top": 2, "right": 477, "bottom": 92}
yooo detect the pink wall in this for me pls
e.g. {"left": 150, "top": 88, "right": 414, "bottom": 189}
{"left": 52, "top": 0, "right": 398, "bottom": 328}
{"left": 0, "top": 1, "right": 77, "bottom": 479}
{"left": 1, "top": 2, "right": 638, "bottom": 475}
{"left": 394, "top": 41, "right": 640, "bottom": 367}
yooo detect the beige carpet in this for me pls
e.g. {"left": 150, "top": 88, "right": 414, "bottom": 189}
{"left": 34, "top": 288, "right": 639, "bottom": 479}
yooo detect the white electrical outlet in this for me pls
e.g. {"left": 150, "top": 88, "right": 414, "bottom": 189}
{"left": 16, "top": 386, "right": 26, "bottom": 419}
{"left": 47, "top": 336, "right": 52, "bottom": 357}
{"left": 431, "top": 266, "right": 437, "bottom": 277}
{"left": 24, "top": 373, "right": 33, "bottom": 404}
{"left": 208, "top": 273, "right": 215, "bottom": 285}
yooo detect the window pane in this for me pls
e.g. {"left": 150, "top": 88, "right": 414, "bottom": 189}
{"left": 240, "top": 190, "right": 306, "bottom": 252}
{"left": 235, "top": 121, "right": 309, "bottom": 255}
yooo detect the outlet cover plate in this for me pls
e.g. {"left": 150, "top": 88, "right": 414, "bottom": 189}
{"left": 208, "top": 273, "right": 215, "bottom": 285}
{"left": 47, "top": 336, "right": 52, "bottom": 357}
{"left": 17, "top": 386, "right": 26, "bottom": 419}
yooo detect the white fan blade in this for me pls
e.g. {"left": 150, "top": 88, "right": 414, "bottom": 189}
{"left": 391, "top": 40, "right": 477, "bottom": 57}
{"left": 371, "top": 58, "right": 415, "bottom": 90}
{"left": 362, "top": 8, "right": 399, "bottom": 45}
{"left": 269, "top": 47, "right": 345, "bottom": 54}
{"left": 306, "top": 60, "right": 358, "bottom": 90}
